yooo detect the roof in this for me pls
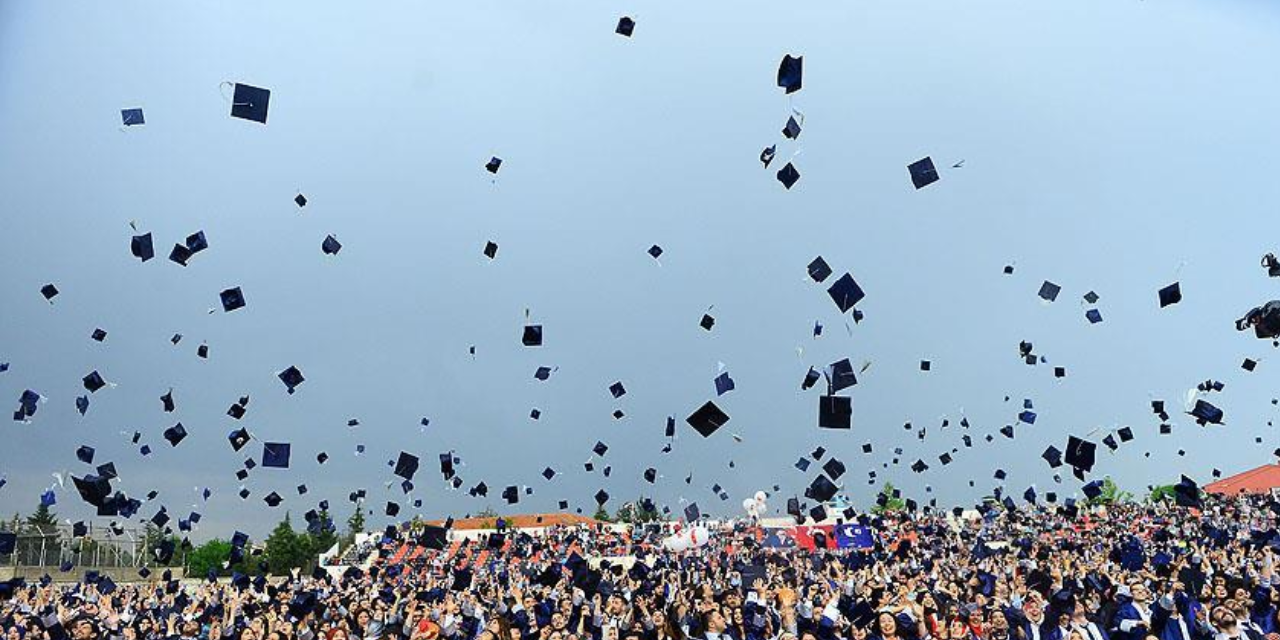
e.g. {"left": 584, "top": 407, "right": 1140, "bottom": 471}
{"left": 423, "top": 513, "right": 599, "bottom": 530}
{"left": 1204, "top": 464, "right": 1280, "bottom": 495}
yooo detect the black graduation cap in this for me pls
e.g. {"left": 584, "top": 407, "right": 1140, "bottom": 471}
{"left": 40, "top": 283, "right": 59, "bottom": 301}
{"left": 594, "top": 489, "right": 609, "bottom": 505}
{"left": 131, "top": 233, "right": 154, "bottom": 262}
{"left": 121, "top": 107, "right": 144, "bottom": 126}
{"left": 76, "top": 445, "right": 95, "bottom": 464}
{"left": 294, "top": 193, "right": 308, "bottom": 207}
{"left": 777, "top": 54, "right": 803, "bottom": 94}
{"left": 1081, "top": 480, "right": 1103, "bottom": 500}
{"left": 220, "top": 287, "right": 246, "bottom": 312}
{"left": 485, "top": 157, "right": 502, "bottom": 174}
{"left": 1086, "top": 309, "right": 1103, "bottom": 324}
{"left": 227, "top": 428, "right": 250, "bottom": 452}
{"left": 483, "top": 241, "right": 499, "bottom": 259}
{"left": 1159, "top": 282, "right": 1181, "bottom": 307}
{"left": 163, "top": 423, "right": 188, "bottom": 446}
{"left": 394, "top": 452, "right": 419, "bottom": 480}
{"left": 828, "top": 358, "right": 857, "bottom": 392}
{"left": 593, "top": 441, "right": 609, "bottom": 456}
{"left": 647, "top": 244, "right": 663, "bottom": 259}
{"left": 907, "top": 157, "right": 939, "bottom": 189}
{"left": 911, "top": 459, "right": 929, "bottom": 473}
{"left": 801, "top": 366, "right": 821, "bottom": 390}
{"left": 713, "top": 372, "right": 734, "bottom": 396}
{"left": 818, "top": 395, "right": 852, "bottom": 429}
{"left": 684, "top": 502, "right": 701, "bottom": 521}
{"left": 1244, "top": 358, "right": 1258, "bottom": 371}
{"left": 322, "top": 235, "right": 342, "bottom": 255}
{"left": 73, "top": 474, "right": 112, "bottom": 507}
{"left": 1174, "top": 475, "right": 1201, "bottom": 507}
{"left": 686, "top": 401, "right": 729, "bottom": 437}
{"left": 522, "top": 325, "right": 543, "bottom": 346}
{"left": 1065, "top": 436, "right": 1096, "bottom": 472}
{"left": 795, "top": 458, "right": 811, "bottom": 471}
{"left": 418, "top": 525, "right": 447, "bottom": 550}
{"left": 1189, "top": 399, "right": 1224, "bottom": 425}
{"left": 827, "top": 273, "right": 865, "bottom": 313}
{"left": 822, "top": 458, "right": 846, "bottom": 480}
{"left": 700, "top": 314, "right": 715, "bottom": 331}
{"left": 615, "top": 16, "right": 635, "bottom": 36}
{"left": 1054, "top": 366, "right": 1066, "bottom": 378}
{"left": 278, "top": 366, "right": 305, "bottom": 394}
{"left": 776, "top": 163, "right": 800, "bottom": 189}
{"left": 83, "top": 371, "right": 106, "bottom": 393}
{"left": 1038, "top": 281, "right": 1061, "bottom": 302}
{"left": 1117, "top": 426, "right": 1134, "bottom": 442}
{"left": 169, "top": 243, "right": 193, "bottom": 266}
{"left": 806, "top": 475, "right": 838, "bottom": 502}
{"left": 1102, "top": 435, "right": 1119, "bottom": 451}
{"left": 385, "top": 501, "right": 400, "bottom": 516}
{"left": 760, "top": 145, "right": 776, "bottom": 168}
{"left": 782, "top": 116, "right": 802, "bottom": 140}
{"left": 259, "top": 490, "right": 282, "bottom": 508}
{"left": 807, "top": 256, "right": 832, "bottom": 283}
{"left": 502, "top": 485, "right": 519, "bottom": 504}
{"left": 939, "top": 452, "right": 953, "bottom": 465}
{"left": 96, "top": 462, "right": 117, "bottom": 480}
{"left": 262, "top": 442, "right": 291, "bottom": 468}
{"left": 230, "top": 82, "right": 271, "bottom": 124}
{"left": 920, "top": 360, "right": 932, "bottom": 371}
{"left": 185, "top": 230, "right": 208, "bottom": 254}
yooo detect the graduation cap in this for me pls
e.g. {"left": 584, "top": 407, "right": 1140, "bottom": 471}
{"left": 278, "top": 366, "right": 305, "bottom": 394}
{"left": 1244, "top": 358, "right": 1258, "bottom": 371}
{"left": 818, "top": 395, "right": 852, "bottom": 429}
{"left": 121, "top": 107, "right": 144, "bottom": 126}
{"left": 83, "top": 371, "right": 106, "bottom": 393}
{"left": 230, "top": 82, "right": 271, "bottom": 124}
{"left": 522, "top": 324, "right": 542, "bottom": 346}
{"left": 828, "top": 358, "right": 857, "bottom": 392}
{"left": 185, "top": 230, "right": 208, "bottom": 254}
{"left": 1038, "top": 281, "right": 1061, "bottom": 302}
{"left": 807, "top": 256, "right": 832, "bottom": 283}
{"left": 806, "top": 475, "right": 838, "bottom": 502}
{"left": 802, "top": 366, "right": 821, "bottom": 390}
{"left": 1082, "top": 480, "right": 1103, "bottom": 500}
{"left": 907, "top": 157, "right": 939, "bottom": 189}
{"left": 1085, "top": 309, "right": 1103, "bottom": 324}
{"left": 777, "top": 54, "right": 803, "bottom": 94}
{"left": 700, "top": 313, "right": 715, "bottom": 331}
{"left": 1188, "top": 399, "right": 1224, "bottom": 425}
{"left": 262, "top": 442, "right": 291, "bottom": 469}
{"left": 776, "top": 163, "right": 800, "bottom": 189}
{"left": 294, "top": 193, "right": 308, "bottom": 208}
{"left": 131, "top": 233, "right": 154, "bottom": 262}
{"left": 220, "top": 287, "right": 246, "bottom": 312}
{"left": 939, "top": 453, "right": 953, "bottom": 465}
{"left": 1159, "top": 282, "right": 1181, "bottom": 307}
{"left": 760, "top": 145, "right": 776, "bottom": 168}
{"left": 911, "top": 459, "right": 929, "bottom": 473}
{"left": 593, "top": 441, "right": 609, "bottom": 456}
{"left": 502, "top": 485, "right": 519, "bottom": 504}
{"left": 795, "top": 457, "right": 811, "bottom": 472}
{"left": 227, "top": 428, "right": 250, "bottom": 452}
{"left": 827, "top": 273, "right": 866, "bottom": 313}
{"left": 76, "top": 445, "right": 95, "bottom": 464}
{"left": 1065, "top": 436, "right": 1096, "bottom": 472}
{"left": 96, "top": 462, "right": 117, "bottom": 480}
{"left": 643, "top": 467, "right": 657, "bottom": 483}
{"left": 647, "top": 244, "right": 663, "bottom": 259}
{"left": 714, "top": 372, "right": 735, "bottom": 396}
{"left": 384, "top": 501, "right": 400, "bottom": 517}
{"left": 534, "top": 366, "right": 553, "bottom": 381}
{"left": 163, "top": 423, "right": 188, "bottom": 446}
{"left": 1174, "top": 475, "right": 1201, "bottom": 508}
{"left": 684, "top": 502, "right": 701, "bottom": 521}
{"left": 75, "top": 395, "right": 90, "bottom": 416}
{"left": 41, "top": 283, "right": 58, "bottom": 301}
{"left": 419, "top": 525, "right": 447, "bottom": 550}
{"left": 686, "top": 401, "right": 729, "bottom": 437}
{"left": 615, "top": 16, "right": 635, "bottom": 36}
{"left": 485, "top": 157, "right": 502, "bottom": 174}
{"left": 822, "top": 458, "right": 846, "bottom": 480}
{"left": 73, "top": 475, "right": 112, "bottom": 507}
{"left": 322, "top": 235, "right": 342, "bottom": 255}
{"left": 1054, "top": 366, "right": 1067, "bottom": 378}
{"left": 782, "top": 116, "right": 802, "bottom": 140}
{"left": 394, "top": 452, "right": 419, "bottom": 480}
{"left": 594, "top": 489, "right": 609, "bottom": 505}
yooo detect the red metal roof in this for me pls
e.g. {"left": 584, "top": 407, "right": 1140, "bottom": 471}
{"left": 423, "top": 513, "right": 599, "bottom": 530}
{"left": 1204, "top": 464, "right": 1280, "bottom": 495}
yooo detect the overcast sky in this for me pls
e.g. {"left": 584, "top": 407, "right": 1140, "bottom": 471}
{"left": 3, "top": 0, "right": 1280, "bottom": 541}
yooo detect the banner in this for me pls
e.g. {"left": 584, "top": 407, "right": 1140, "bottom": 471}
{"left": 764, "top": 525, "right": 874, "bottom": 550}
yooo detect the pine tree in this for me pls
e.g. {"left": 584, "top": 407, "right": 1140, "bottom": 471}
{"left": 346, "top": 502, "right": 365, "bottom": 536}
{"left": 26, "top": 502, "right": 58, "bottom": 535}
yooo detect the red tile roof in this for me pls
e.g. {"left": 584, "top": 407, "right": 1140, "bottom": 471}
{"left": 1204, "top": 464, "right": 1280, "bottom": 495}
{"left": 423, "top": 513, "right": 599, "bottom": 530}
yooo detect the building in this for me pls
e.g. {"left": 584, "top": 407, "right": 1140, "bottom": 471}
{"left": 1204, "top": 464, "right": 1280, "bottom": 496}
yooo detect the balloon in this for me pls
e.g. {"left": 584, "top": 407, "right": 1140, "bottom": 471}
{"left": 689, "top": 526, "right": 711, "bottom": 547}
{"left": 742, "top": 498, "right": 757, "bottom": 512}
{"left": 663, "top": 535, "right": 689, "bottom": 552}
{"left": 754, "top": 491, "right": 767, "bottom": 503}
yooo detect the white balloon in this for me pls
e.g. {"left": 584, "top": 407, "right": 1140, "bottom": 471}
{"left": 663, "top": 535, "right": 689, "bottom": 552}
{"left": 742, "top": 498, "right": 757, "bottom": 512}
{"left": 689, "top": 526, "right": 712, "bottom": 547}
{"left": 754, "top": 491, "right": 767, "bottom": 503}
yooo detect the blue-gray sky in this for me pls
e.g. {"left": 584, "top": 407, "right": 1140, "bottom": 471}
{"left": 3, "top": 0, "right": 1280, "bottom": 541}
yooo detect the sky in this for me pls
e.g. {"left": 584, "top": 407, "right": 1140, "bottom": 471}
{"left": 3, "top": 0, "right": 1280, "bottom": 542}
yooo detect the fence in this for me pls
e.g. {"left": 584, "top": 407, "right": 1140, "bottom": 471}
{"left": 1, "top": 523, "right": 151, "bottom": 570}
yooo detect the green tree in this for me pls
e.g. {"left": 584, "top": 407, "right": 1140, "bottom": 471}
{"left": 186, "top": 539, "right": 232, "bottom": 578}
{"left": 26, "top": 502, "right": 58, "bottom": 535}
{"left": 870, "top": 483, "right": 906, "bottom": 514}
{"left": 614, "top": 499, "right": 660, "bottom": 524}
{"left": 592, "top": 505, "right": 612, "bottom": 522}
{"left": 1148, "top": 484, "right": 1177, "bottom": 502}
{"left": 306, "top": 509, "right": 339, "bottom": 555}
{"left": 346, "top": 502, "right": 366, "bottom": 536}
{"left": 1086, "top": 477, "right": 1134, "bottom": 506}
{"left": 264, "top": 514, "right": 311, "bottom": 576}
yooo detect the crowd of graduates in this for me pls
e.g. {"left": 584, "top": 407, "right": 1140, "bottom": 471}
{"left": 6, "top": 492, "right": 1280, "bottom": 640}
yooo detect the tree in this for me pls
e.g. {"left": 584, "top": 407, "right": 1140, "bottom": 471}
{"left": 306, "top": 509, "right": 339, "bottom": 556}
{"left": 592, "top": 505, "right": 612, "bottom": 522}
{"left": 1148, "top": 484, "right": 1177, "bottom": 502}
{"left": 614, "top": 499, "right": 660, "bottom": 524}
{"left": 1086, "top": 477, "right": 1134, "bottom": 506}
{"left": 870, "top": 483, "right": 906, "bottom": 514}
{"left": 346, "top": 502, "right": 366, "bottom": 536}
{"left": 264, "top": 514, "right": 311, "bottom": 576}
{"left": 26, "top": 502, "right": 58, "bottom": 535}
{"left": 186, "top": 539, "right": 233, "bottom": 578}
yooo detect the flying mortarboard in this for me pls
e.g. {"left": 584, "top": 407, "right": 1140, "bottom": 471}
{"left": 1086, "top": 309, "right": 1103, "bottom": 324}
{"left": 615, "top": 16, "right": 635, "bottom": 36}
{"left": 163, "top": 423, "right": 188, "bottom": 446}
{"left": 807, "top": 257, "right": 832, "bottom": 283}
{"left": 262, "top": 442, "right": 291, "bottom": 468}
{"left": 760, "top": 145, "right": 776, "bottom": 168}
{"left": 827, "top": 273, "right": 865, "bottom": 313}
{"left": 776, "top": 163, "right": 800, "bottom": 189}
{"left": 522, "top": 325, "right": 543, "bottom": 346}
{"left": 777, "top": 54, "right": 803, "bottom": 94}
{"left": 322, "top": 235, "right": 342, "bottom": 255}
{"left": 686, "top": 401, "right": 729, "bottom": 437}
{"left": 714, "top": 371, "right": 735, "bottom": 396}
{"left": 782, "top": 116, "right": 802, "bottom": 140}
{"left": 1038, "top": 281, "right": 1061, "bottom": 302}
{"left": 278, "top": 366, "right": 305, "bottom": 394}
{"left": 1188, "top": 399, "right": 1223, "bottom": 425}
{"left": 121, "top": 108, "right": 144, "bottom": 126}
{"left": 220, "top": 287, "right": 245, "bottom": 312}
{"left": 76, "top": 446, "right": 95, "bottom": 464}
{"left": 485, "top": 157, "right": 502, "bottom": 174}
{"left": 230, "top": 82, "right": 271, "bottom": 124}
{"left": 394, "top": 452, "right": 419, "bottom": 480}
{"left": 131, "top": 233, "right": 154, "bottom": 262}
{"left": 1158, "top": 282, "right": 1182, "bottom": 307}
{"left": 818, "top": 395, "right": 852, "bottom": 429}
{"left": 1065, "top": 436, "right": 1096, "bottom": 472}
{"left": 908, "top": 157, "right": 939, "bottom": 189}
{"left": 484, "top": 241, "right": 499, "bottom": 259}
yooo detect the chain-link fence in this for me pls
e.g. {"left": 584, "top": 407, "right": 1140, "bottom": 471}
{"left": 1, "top": 523, "right": 148, "bottom": 570}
